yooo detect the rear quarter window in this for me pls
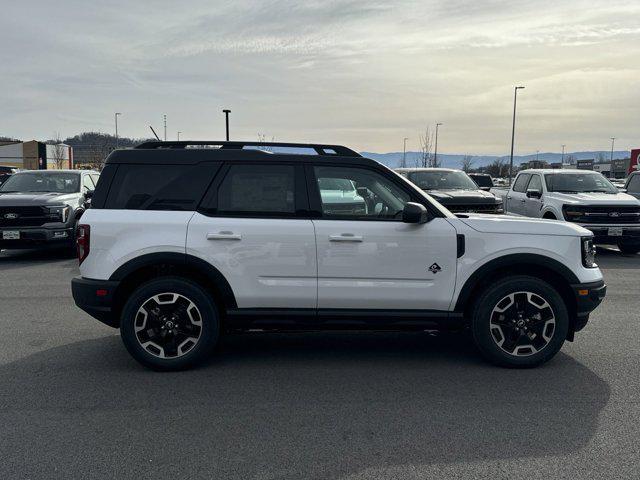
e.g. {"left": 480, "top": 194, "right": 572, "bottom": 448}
{"left": 104, "top": 163, "right": 220, "bottom": 211}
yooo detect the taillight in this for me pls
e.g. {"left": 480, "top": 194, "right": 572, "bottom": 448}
{"left": 76, "top": 224, "right": 90, "bottom": 265}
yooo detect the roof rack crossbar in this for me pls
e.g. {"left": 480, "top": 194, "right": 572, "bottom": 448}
{"left": 134, "top": 141, "right": 361, "bottom": 157}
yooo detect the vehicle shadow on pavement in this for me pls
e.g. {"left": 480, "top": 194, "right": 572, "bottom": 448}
{"left": 0, "top": 332, "right": 610, "bottom": 480}
{"left": 0, "top": 248, "right": 76, "bottom": 270}
{"left": 595, "top": 246, "right": 640, "bottom": 269}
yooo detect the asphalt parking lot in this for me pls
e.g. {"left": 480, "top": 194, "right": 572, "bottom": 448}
{"left": 0, "top": 247, "right": 638, "bottom": 479}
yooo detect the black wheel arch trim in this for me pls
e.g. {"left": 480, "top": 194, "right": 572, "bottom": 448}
{"left": 454, "top": 253, "right": 580, "bottom": 312}
{"left": 109, "top": 252, "right": 237, "bottom": 309}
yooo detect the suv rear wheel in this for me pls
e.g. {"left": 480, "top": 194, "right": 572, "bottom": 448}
{"left": 120, "top": 277, "right": 219, "bottom": 370}
{"left": 471, "top": 275, "right": 569, "bottom": 368}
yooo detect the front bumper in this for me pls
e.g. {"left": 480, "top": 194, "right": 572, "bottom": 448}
{"left": 0, "top": 226, "right": 74, "bottom": 249}
{"left": 570, "top": 279, "right": 606, "bottom": 333}
{"left": 71, "top": 277, "right": 120, "bottom": 328}
{"left": 576, "top": 224, "right": 640, "bottom": 245}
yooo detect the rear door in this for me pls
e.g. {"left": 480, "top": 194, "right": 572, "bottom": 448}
{"left": 309, "top": 164, "right": 457, "bottom": 311}
{"left": 507, "top": 173, "right": 531, "bottom": 215}
{"left": 187, "top": 162, "right": 317, "bottom": 309}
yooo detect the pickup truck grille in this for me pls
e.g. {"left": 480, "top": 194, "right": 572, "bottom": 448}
{"left": 0, "top": 206, "right": 52, "bottom": 227}
{"left": 563, "top": 205, "right": 640, "bottom": 224}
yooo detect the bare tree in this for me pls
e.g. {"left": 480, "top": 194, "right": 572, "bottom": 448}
{"left": 48, "top": 132, "right": 68, "bottom": 169}
{"left": 486, "top": 158, "right": 508, "bottom": 178}
{"left": 460, "top": 155, "right": 475, "bottom": 172}
{"left": 418, "top": 126, "right": 434, "bottom": 168}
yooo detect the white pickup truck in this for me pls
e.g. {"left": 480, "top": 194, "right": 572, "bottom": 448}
{"left": 493, "top": 169, "right": 640, "bottom": 254}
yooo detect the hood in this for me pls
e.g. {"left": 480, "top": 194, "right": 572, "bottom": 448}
{"left": 0, "top": 192, "right": 78, "bottom": 206}
{"left": 457, "top": 213, "right": 590, "bottom": 237}
{"left": 545, "top": 191, "right": 640, "bottom": 206}
{"left": 424, "top": 188, "right": 500, "bottom": 204}
{"left": 320, "top": 190, "right": 365, "bottom": 204}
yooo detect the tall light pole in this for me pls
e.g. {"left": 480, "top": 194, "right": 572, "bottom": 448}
{"left": 434, "top": 122, "right": 443, "bottom": 167}
{"left": 114, "top": 112, "right": 121, "bottom": 148}
{"left": 610, "top": 137, "right": 616, "bottom": 162}
{"left": 402, "top": 137, "right": 408, "bottom": 167}
{"left": 509, "top": 86, "right": 525, "bottom": 185}
{"left": 561, "top": 144, "right": 566, "bottom": 163}
{"left": 536, "top": 150, "right": 539, "bottom": 162}
{"left": 163, "top": 114, "right": 167, "bottom": 141}
{"left": 177, "top": 131, "right": 182, "bottom": 141}
{"left": 223, "top": 109, "right": 231, "bottom": 141}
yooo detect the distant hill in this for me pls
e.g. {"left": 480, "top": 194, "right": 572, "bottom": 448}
{"left": 362, "top": 151, "right": 631, "bottom": 169}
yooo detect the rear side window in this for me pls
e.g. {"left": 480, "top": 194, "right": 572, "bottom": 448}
{"left": 512, "top": 174, "right": 531, "bottom": 193}
{"left": 105, "top": 163, "right": 218, "bottom": 210}
{"left": 216, "top": 164, "right": 296, "bottom": 215}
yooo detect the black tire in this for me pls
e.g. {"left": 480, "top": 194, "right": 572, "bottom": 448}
{"left": 120, "top": 276, "right": 219, "bottom": 371}
{"left": 617, "top": 241, "right": 640, "bottom": 255}
{"left": 471, "top": 275, "right": 569, "bottom": 368}
{"left": 543, "top": 213, "right": 557, "bottom": 220}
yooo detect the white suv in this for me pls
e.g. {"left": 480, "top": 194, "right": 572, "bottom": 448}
{"left": 72, "top": 141, "right": 606, "bottom": 370}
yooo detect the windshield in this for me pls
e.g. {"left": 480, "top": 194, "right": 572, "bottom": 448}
{"left": 469, "top": 175, "right": 493, "bottom": 188}
{"left": 318, "top": 177, "right": 356, "bottom": 191}
{"left": 544, "top": 173, "right": 617, "bottom": 194}
{"left": 408, "top": 171, "right": 478, "bottom": 190}
{"left": 0, "top": 172, "right": 80, "bottom": 194}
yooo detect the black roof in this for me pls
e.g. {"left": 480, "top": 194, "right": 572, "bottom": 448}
{"left": 105, "top": 141, "right": 377, "bottom": 166}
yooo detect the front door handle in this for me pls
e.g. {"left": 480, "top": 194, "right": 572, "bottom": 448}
{"left": 520, "top": 199, "right": 526, "bottom": 203}
{"left": 207, "top": 231, "right": 242, "bottom": 240}
{"left": 329, "top": 233, "right": 363, "bottom": 242}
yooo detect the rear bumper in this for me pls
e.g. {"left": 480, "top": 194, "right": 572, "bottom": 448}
{"left": 71, "top": 277, "right": 120, "bottom": 328}
{"left": 0, "top": 226, "right": 74, "bottom": 249}
{"left": 571, "top": 279, "right": 606, "bottom": 332}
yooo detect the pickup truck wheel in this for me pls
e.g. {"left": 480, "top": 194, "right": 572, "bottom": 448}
{"left": 471, "top": 276, "right": 569, "bottom": 368}
{"left": 617, "top": 241, "right": 640, "bottom": 255}
{"left": 120, "top": 277, "right": 219, "bottom": 371}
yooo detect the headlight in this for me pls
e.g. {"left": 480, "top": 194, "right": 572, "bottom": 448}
{"left": 47, "top": 205, "right": 70, "bottom": 223}
{"left": 581, "top": 237, "right": 597, "bottom": 268}
{"left": 494, "top": 200, "right": 504, "bottom": 214}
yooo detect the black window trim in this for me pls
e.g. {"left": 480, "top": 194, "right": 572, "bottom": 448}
{"left": 197, "top": 161, "right": 310, "bottom": 219}
{"left": 306, "top": 162, "right": 439, "bottom": 222}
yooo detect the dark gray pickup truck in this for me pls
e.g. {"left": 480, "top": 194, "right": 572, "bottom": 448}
{"left": 0, "top": 169, "right": 99, "bottom": 250}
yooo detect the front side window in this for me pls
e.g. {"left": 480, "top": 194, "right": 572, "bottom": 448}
{"left": 527, "top": 174, "right": 542, "bottom": 192}
{"left": 407, "top": 170, "right": 478, "bottom": 190}
{"left": 105, "top": 163, "right": 217, "bottom": 210}
{"left": 315, "top": 166, "right": 410, "bottom": 220}
{"left": 627, "top": 174, "right": 640, "bottom": 193}
{"left": 512, "top": 174, "right": 531, "bottom": 193}
{"left": 217, "top": 164, "right": 296, "bottom": 215}
{"left": 0, "top": 172, "right": 80, "bottom": 194}
{"left": 545, "top": 172, "right": 617, "bottom": 193}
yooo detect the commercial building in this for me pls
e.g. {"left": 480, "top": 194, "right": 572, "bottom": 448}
{"left": 0, "top": 141, "right": 73, "bottom": 170}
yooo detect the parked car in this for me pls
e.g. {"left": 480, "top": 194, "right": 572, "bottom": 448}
{"left": 468, "top": 173, "right": 494, "bottom": 191}
{"left": 72, "top": 141, "right": 605, "bottom": 371}
{"left": 395, "top": 168, "right": 504, "bottom": 213}
{"left": 0, "top": 166, "right": 19, "bottom": 185}
{"left": 492, "top": 169, "right": 640, "bottom": 254}
{"left": 0, "top": 169, "right": 99, "bottom": 250}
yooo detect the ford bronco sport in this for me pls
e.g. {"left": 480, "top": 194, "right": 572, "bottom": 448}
{"left": 71, "top": 141, "right": 606, "bottom": 370}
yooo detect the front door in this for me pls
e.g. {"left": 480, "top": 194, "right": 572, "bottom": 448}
{"left": 507, "top": 173, "right": 531, "bottom": 215}
{"left": 310, "top": 165, "right": 457, "bottom": 311}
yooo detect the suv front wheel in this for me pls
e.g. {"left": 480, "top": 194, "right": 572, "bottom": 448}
{"left": 471, "top": 275, "right": 569, "bottom": 368}
{"left": 120, "top": 277, "right": 220, "bottom": 370}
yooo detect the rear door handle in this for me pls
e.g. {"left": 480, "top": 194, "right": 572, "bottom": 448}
{"left": 329, "top": 233, "right": 363, "bottom": 242}
{"left": 520, "top": 199, "right": 526, "bottom": 203}
{"left": 207, "top": 231, "right": 242, "bottom": 240}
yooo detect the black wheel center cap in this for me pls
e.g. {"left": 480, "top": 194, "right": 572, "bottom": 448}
{"left": 517, "top": 319, "right": 526, "bottom": 328}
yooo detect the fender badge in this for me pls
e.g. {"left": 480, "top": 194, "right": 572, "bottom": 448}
{"left": 428, "top": 263, "right": 442, "bottom": 274}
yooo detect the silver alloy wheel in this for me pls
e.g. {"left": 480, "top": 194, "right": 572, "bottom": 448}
{"left": 489, "top": 291, "right": 556, "bottom": 357}
{"left": 134, "top": 292, "right": 203, "bottom": 359}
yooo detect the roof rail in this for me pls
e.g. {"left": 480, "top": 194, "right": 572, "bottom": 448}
{"left": 134, "top": 140, "right": 361, "bottom": 157}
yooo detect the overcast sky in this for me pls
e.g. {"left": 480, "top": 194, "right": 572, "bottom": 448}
{"left": 1, "top": 0, "right": 639, "bottom": 154}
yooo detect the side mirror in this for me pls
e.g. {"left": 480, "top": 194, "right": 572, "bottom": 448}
{"left": 402, "top": 202, "right": 429, "bottom": 224}
{"left": 356, "top": 187, "right": 369, "bottom": 198}
{"left": 526, "top": 189, "right": 542, "bottom": 199}
{"left": 84, "top": 189, "right": 94, "bottom": 199}
{"left": 479, "top": 186, "right": 491, "bottom": 192}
